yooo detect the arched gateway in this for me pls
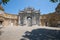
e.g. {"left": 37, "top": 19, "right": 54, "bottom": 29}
{"left": 27, "top": 16, "right": 32, "bottom": 26}
{"left": 18, "top": 7, "right": 40, "bottom": 26}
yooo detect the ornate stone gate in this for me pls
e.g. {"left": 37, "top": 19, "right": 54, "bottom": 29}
{"left": 18, "top": 7, "right": 40, "bottom": 26}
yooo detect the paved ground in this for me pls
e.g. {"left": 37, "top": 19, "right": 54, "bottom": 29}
{"left": 0, "top": 26, "right": 60, "bottom": 40}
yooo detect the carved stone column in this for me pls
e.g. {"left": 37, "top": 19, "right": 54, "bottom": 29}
{"left": 18, "top": 16, "right": 20, "bottom": 25}
{"left": 36, "top": 14, "right": 40, "bottom": 26}
{"left": 20, "top": 16, "right": 24, "bottom": 26}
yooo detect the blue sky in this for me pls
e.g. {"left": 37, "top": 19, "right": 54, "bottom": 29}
{"left": 2, "top": 0, "right": 59, "bottom": 14}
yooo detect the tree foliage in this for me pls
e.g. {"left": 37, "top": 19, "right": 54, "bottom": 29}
{"left": 0, "top": 0, "right": 10, "bottom": 5}
{"left": 21, "top": 29, "right": 60, "bottom": 40}
{"left": 50, "top": 0, "right": 60, "bottom": 3}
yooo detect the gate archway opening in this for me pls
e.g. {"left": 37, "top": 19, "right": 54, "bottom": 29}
{"left": 27, "top": 16, "right": 32, "bottom": 26}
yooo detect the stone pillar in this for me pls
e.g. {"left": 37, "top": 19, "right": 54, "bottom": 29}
{"left": 24, "top": 16, "right": 28, "bottom": 26}
{"left": 32, "top": 16, "right": 36, "bottom": 25}
{"left": 20, "top": 17, "right": 24, "bottom": 26}
{"left": 18, "top": 16, "right": 20, "bottom": 25}
{"left": 36, "top": 16, "right": 38, "bottom": 25}
{"left": 38, "top": 16, "right": 40, "bottom": 26}
{"left": 36, "top": 14, "right": 40, "bottom": 26}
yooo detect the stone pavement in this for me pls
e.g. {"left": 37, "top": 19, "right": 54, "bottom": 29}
{"left": 0, "top": 26, "right": 60, "bottom": 40}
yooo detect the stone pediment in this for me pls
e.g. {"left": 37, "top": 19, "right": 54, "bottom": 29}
{"left": 24, "top": 7, "right": 34, "bottom": 11}
{"left": 19, "top": 7, "right": 40, "bottom": 14}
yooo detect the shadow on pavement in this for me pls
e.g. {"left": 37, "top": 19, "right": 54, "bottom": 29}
{"left": 20, "top": 28, "right": 60, "bottom": 40}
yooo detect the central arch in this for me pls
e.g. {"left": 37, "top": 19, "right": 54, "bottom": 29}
{"left": 27, "top": 16, "right": 32, "bottom": 26}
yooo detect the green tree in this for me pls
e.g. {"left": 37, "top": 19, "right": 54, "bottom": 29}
{"left": 0, "top": 0, "right": 10, "bottom": 5}
{"left": 50, "top": 0, "right": 60, "bottom": 3}
{"left": 0, "top": 0, "right": 10, "bottom": 11}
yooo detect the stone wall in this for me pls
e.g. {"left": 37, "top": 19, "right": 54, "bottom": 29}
{"left": 0, "top": 13, "right": 18, "bottom": 27}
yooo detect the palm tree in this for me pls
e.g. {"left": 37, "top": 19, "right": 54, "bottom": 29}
{"left": 0, "top": 0, "right": 10, "bottom": 11}
{"left": 0, "top": 0, "right": 10, "bottom": 5}
{"left": 50, "top": 0, "right": 60, "bottom": 3}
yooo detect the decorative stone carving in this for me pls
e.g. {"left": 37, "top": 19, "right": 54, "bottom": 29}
{"left": 18, "top": 7, "right": 40, "bottom": 26}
